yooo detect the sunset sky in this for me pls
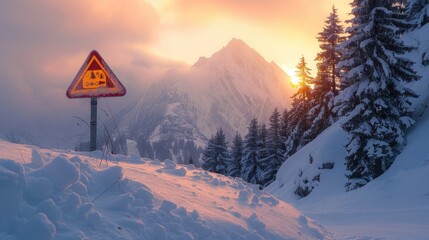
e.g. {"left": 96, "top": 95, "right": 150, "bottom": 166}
{"left": 146, "top": 0, "right": 351, "bottom": 74}
{"left": 0, "top": 0, "right": 351, "bottom": 140}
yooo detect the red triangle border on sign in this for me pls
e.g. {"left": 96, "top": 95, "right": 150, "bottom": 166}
{"left": 66, "top": 50, "right": 126, "bottom": 98}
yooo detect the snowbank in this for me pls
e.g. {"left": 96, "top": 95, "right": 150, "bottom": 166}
{"left": 0, "top": 140, "right": 332, "bottom": 240}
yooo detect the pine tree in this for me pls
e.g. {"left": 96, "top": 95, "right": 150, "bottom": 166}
{"left": 256, "top": 123, "right": 269, "bottom": 185}
{"left": 258, "top": 124, "right": 269, "bottom": 161}
{"left": 280, "top": 108, "right": 289, "bottom": 139}
{"left": 336, "top": 0, "right": 419, "bottom": 190}
{"left": 202, "top": 136, "right": 216, "bottom": 171}
{"left": 267, "top": 109, "right": 284, "bottom": 170}
{"left": 228, "top": 133, "right": 243, "bottom": 178}
{"left": 241, "top": 118, "right": 261, "bottom": 184}
{"left": 407, "top": 0, "right": 429, "bottom": 28}
{"left": 202, "top": 128, "right": 230, "bottom": 174}
{"left": 279, "top": 108, "right": 289, "bottom": 156}
{"left": 257, "top": 109, "right": 284, "bottom": 187}
{"left": 303, "top": 6, "right": 345, "bottom": 144}
{"left": 294, "top": 55, "right": 312, "bottom": 103}
{"left": 285, "top": 56, "right": 313, "bottom": 157}
{"left": 316, "top": 5, "right": 345, "bottom": 96}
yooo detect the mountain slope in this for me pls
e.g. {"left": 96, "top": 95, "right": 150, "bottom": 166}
{"left": 266, "top": 24, "right": 429, "bottom": 240}
{"left": 114, "top": 38, "right": 294, "bottom": 162}
{"left": 267, "top": 92, "right": 429, "bottom": 239}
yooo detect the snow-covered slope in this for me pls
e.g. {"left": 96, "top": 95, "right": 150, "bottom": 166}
{"left": 267, "top": 24, "right": 429, "bottom": 240}
{"left": 0, "top": 139, "right": 331, "bottom": 240}
{"left": 113, "top": 38, "right": 294, "bottom": 161}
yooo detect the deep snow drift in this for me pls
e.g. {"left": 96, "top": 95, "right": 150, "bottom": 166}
{"left": 0, "top": 139, "right": 331, "bottom": 240}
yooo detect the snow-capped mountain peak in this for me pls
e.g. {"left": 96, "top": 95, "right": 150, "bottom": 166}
{"left": 209, "top": 38, "right": 266, "bottom": 66}
{"left": 194, "top": 38, "right": 259, "bottom": 68}
{"left": 114, "top": 38, "right": 295, "bottom": 162}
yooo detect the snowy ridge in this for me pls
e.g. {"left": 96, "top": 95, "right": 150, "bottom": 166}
{"left": 0, "top": 139, "right": 331, "bottom": 240}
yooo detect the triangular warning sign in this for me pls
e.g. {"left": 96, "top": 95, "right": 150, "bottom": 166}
{"left": 67, "top": 50, "right": 126, "bottom": 98}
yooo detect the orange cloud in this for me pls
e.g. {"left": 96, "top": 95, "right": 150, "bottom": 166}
{"left": 157, "top": 0, "right": 350, "bottom": 67}
{"left": 167, "top": 0, "right": 349, "bottom": 33}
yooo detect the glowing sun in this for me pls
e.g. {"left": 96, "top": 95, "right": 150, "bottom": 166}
{"left": 281, "top": 65, "right": 300, "bottom": 86}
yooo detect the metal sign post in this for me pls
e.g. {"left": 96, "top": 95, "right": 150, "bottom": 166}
{"left": 90, "top": 97, "right": 98, "bottom": 151}
{"left": 67, "top": 50, "right": 126, "bottom": 152}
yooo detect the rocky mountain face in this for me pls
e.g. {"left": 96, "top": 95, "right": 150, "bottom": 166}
{"left": 111, "top": 38, "right": 295, "bottom": 163}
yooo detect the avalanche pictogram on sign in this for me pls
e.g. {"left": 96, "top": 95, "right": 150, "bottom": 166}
{"left": 66, "top": 50, "right": 126, "bottom": 98}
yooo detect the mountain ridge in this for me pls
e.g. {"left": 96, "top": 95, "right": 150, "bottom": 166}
{"left": 112, "top": 38, "right": 294, "bottom": 162}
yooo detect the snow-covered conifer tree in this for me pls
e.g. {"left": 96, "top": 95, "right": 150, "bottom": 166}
{"left": 258, "top": 124, "right": 268, "bottom": 161}
{"left": 280, "top": 109, "right": 289, "bottom": 139}
{"left": 256, "top": 123, "right": 270, "bottom": 185}
{"left": 228, "top": 133, "right": 243, "bottom": 178}
{"left": 285, "top": 56, "right": 313, "bottom": 157}
{"left": 336, "top": 0, "right": 419, "bottom": 190}
{"left": 202, "top": 136, "right": 216, "bottom": 171}
{"left": 267, "top": 109, "right": 284, "bottom": 170}
{"left": 279, "top": 109, "right": 289, "bottom": 155}
{"left": 257, "top": 109, "right": 284, "bottom": 187}
{"left": 316, "top": 6, "right": 345, "bottom": 97}
{"left": 241, "top": 118, "right": 261, "bottom": 184}
{"left": 202, "top": 128, "right": 230, "bottom": 174}
{"left": 303, "top": 6, "right": 345, "bottom": 144}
